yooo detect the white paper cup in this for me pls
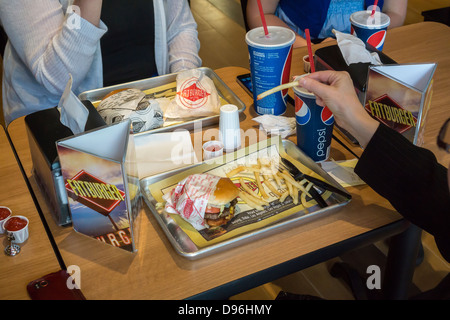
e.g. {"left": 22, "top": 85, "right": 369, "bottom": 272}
{"left": 219, "top": 104, "right": 241, "bottom": 152}
{"left": 303, "top": 55, "right": 311, "bottom": 73}
{"left": 203, "top": 141, "right": 224, "bottom": 160}
{"left": 0, "top": 206, "right": 12, "bottom": 234}
{"left": 4, "top": 215, "right": 29, "bottom": 243}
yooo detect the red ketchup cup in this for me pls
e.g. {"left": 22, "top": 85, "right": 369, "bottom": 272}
{"left": 3, "top": 215, "right": 29, "bottom": 243}
{"left": 0, "top": 206, "right": 12, "bottom": 234}
{"left": 203, "top": 141, "right": 224, "bottom": 161}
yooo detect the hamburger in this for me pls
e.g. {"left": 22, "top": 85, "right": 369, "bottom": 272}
{"left": 204, "top": 177, "right": 239, "bottom": 228}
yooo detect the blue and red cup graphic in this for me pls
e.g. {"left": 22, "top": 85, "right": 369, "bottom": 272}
{"left": 350, "top": 10, "right": 390, "bottom": 51}
{"left": 246, "top": 26, "right": 295, "bottom": 115}
{"left": 293, "top": 76, "right": 334, "bottom": 162}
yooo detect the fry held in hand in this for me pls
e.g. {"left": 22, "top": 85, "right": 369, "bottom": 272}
{"left": 257, "top": 80, "right": 300, "bottom": 100}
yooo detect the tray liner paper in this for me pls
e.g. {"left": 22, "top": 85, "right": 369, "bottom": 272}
{"left": 147, "top": 137, "right": 332, "bottom": 248}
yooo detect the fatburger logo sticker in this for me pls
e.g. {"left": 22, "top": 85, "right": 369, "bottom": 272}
{"left": 177, "top": 77, "right": 211, "bottom": 109}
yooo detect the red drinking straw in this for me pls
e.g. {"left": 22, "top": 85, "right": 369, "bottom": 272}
{"left": 371, "top": 0, "right": 379, "bottom": 16}
{"left": 305, "top": 29, "right": 315, "bottom": 73}
{"left": 257, "top": 0, "right": 269, "bottom": 36}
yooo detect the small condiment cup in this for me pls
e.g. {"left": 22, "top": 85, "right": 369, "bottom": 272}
{"left": 0, "top": 206, "right": 12, "bottom": 234}
{"left": 303, "top": 55, "right": 311, "bottom": 73}
{"left": 203, "top": 140, "right": 224, "bottom": 160}
{"left": 3, "top": 215, "right": 29, "bottom": 243}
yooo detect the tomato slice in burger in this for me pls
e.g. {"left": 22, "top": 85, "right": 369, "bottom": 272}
{"left": 205, "top": 206, "right": 220, "bottom": 214}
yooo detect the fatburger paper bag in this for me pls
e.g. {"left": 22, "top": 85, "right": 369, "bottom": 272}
{"left": 162, "top": 69, "right": 221, "bottom": 119}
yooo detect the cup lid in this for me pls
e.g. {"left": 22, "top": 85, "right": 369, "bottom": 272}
{"left": 246, "top": 26, "right": 295, "bottom": 48}
{"left": 292, "top": 74, "right": 315, "bottom": 97}
{"left": 350, "top": 10, "right": 390, "bottom": 29}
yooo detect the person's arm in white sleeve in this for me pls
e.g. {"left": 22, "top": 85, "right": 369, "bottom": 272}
{"left": 165, "top": 0, "right": 202, "bottom": 73}
{"left": 0, "top": 0, "right": 107, "bottom": 95}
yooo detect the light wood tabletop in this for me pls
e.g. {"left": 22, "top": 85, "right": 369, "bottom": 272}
{"left": 5, "top": 22, "right": 449, "bottom": 300}
{"left": 0, "top": 127, "right": 61, "bottom": 300}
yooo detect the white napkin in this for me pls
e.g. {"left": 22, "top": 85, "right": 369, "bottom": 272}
{"left": 252, "top": 115, "right": 296, "bottom": 138}
{"left": 58, "top": 74, "right": 89, "bottom": 134}
{"left": 134, "top": 131, "right": 198, "bottom": 178}
{"left": 334, "top": 30, "right": 382, "bottom": 66}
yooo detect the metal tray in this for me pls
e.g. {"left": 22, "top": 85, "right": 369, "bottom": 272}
{"left": 78, "top": 67, "right": 246, "bottom": 134}
{"left": 140, "top": 140, "right": 351, "bottom": 260}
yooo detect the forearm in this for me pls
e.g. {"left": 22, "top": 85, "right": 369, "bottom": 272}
{"left": 383, "top": 0, "right": 407, "bottom": 28}
{"left": 72, "top": 0, "right": 102, "bottom": 27}
{"left": 166, "top": 0, "right": 201, "bottom": 72}
{"left": 385, "top": 11, "right": 406, "bottom": 28}
{"left": 355, "top": 124, "right": 450, "bottom": 240}
{"left": 0, "top": 1, "right": 106, "bottom": 94}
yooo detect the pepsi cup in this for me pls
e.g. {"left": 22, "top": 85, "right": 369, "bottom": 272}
{"left": 246, "top": 26, "right": 295, "bottom": 115}
{"left": 293, "top": 75, "right": 334, "bottom": 162}
{"left": 350, "top": 10, "right": 390, "bottom": 51}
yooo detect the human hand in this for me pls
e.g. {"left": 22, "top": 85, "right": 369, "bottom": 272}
{"left": 297, "top": 71, "right": 379, "bottom": 147}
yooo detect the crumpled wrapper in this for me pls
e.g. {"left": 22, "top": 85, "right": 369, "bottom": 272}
{"left": 163, "top": 173, "right": 221, "bottom": 230}
{"left": 97, "top": 88, "right": 164, "bottom": 133}
{"left": 335, "top": 30, "right": 382, "bottom": 66}
{"left": 252, "top": 114, "right": 296, "bottom": 138}
{"left": 161, "top": 69, "right": 221, "bottom": 119}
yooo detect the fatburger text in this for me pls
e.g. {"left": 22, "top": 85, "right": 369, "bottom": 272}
{"left": 66, "top": 179, "right": 125, "bottom": 201}
{"left": 366, "top": 100, "right": 416, "bottom": 127}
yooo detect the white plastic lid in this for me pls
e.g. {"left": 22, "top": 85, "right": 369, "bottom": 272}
{"left": 246, "top": 26, "right": 295, "bottom": 48}
{"left": 350, "top": 10, "right": 390, "bottom": 29}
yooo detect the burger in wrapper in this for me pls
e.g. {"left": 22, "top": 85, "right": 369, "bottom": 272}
{"left": 97, "top": 88, "right": 164, "bottom": 133}
{"left": 163, "top": 174, "right": 239, "bottom": 230}
{"left": 162, "top": 69, "right": 221, "bottom": 119}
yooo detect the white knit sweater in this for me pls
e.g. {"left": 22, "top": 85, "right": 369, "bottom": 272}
{"left": 0, "top": 0, "right": 201, "bottom": 125}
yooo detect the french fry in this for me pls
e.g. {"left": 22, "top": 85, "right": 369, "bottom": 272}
{"left": 273, "top": 170, "right": 284, "bottom": 189}
{"left": 291, "top": 185, "right": 299, "bottom": 205}
{"left": 226, "top": 166, "right": 246, "bottom": 177}
{"left": 254, "top": 172, "right": 269, "bottom": 199}
{"left": 239, "top": 178, "right": 269, "bottom": 205}
{"left": 238, "top": 191, "right": 264, "bottom": 211}
{"left": 279, "top": 171, "right": 311, "bottom": 197}
{"left": 300, "top": 192, "right": 309, "bottom": 214}
{"left": 279, "top": 190, "right": 289, "bottom": 203}
{"left": 262, "top": 179, "right": 282, "bottom": 197}
{"left": 257, "top": 81, "right": 300, "bottom": 100}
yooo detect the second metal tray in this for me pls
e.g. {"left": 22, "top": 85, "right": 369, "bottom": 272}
{"left": 78, "top": 67, "right": 246, "bottom": 134}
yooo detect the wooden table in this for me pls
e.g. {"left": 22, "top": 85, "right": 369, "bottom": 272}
{"left": 0, "top": 127, "right": 61, "bottom": 300}
{"left": 6, "top": 22, "right": 449, "bottom": 300}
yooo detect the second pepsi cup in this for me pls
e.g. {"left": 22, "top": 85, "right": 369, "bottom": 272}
{"left": 350, "top": 10, "right": 390, "bottom": 51}
{"left": 246, "top": 26, "right": 295, "bottom": 115}
{"left": 293, "top": 75, "right": 334, "bottom": 162}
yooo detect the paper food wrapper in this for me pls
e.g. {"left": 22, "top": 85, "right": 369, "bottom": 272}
{"left": 97, "top": 88, "right": 164, "bottom": 133}
{"left": 335, "top": 30, "right": 382, "bottom": 66}
{"left": 252, "top": 114, "right": 296, "bottom": 138}
{"left": 149, "top": 138, "right": 334, "bottom": 248}
{"left": 163, "top": 174, "right": 221, "bottom": 230}
{"left": 162, "top": 69, "right": 221, "bottom": 119}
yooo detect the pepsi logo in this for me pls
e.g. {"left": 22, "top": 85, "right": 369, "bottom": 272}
{"left": 321, "top": 106, "right": 334, "bottom": 125}
{"left": 295, "top": 98, "right": 311, "bottom": 125}
{"left": 367, "top": 30, "right": 386, "bottom": 50}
